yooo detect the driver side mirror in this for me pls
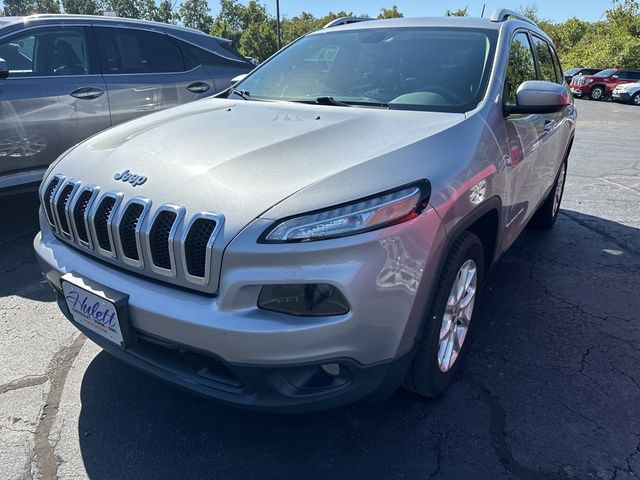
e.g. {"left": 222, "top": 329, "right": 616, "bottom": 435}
{"left": 0, "top": 58, "right": 8, "bottom": 80}
{"left": 505, "top": 80, "right": 571, "bottom": 115}
{"left": 612, "top": 75, "right": 619, "bottom": 80}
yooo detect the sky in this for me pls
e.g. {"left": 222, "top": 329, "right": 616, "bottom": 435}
{"left": 218, "top": 0, "right": 613, "bottom": 23}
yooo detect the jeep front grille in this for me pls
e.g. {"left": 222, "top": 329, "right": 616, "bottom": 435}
{"left": 40, "top": 177, "right": 223, "bottom": 293}
{"left": 149, "top": 210, "right": 178, "bottom": 270}
{"left": 94, "top": 196, "right": 117, "bottom": 252}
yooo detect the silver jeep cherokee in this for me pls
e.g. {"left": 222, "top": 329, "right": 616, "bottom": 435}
{"left": 34, "top": 10, "right": 576, "bottom": 412}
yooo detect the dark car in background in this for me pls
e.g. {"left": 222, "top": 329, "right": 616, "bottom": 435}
{"left": 563, "top": 67, "right": 600, "bottom": 84}
{"left": 0, "top": 15, "right": 252, "bottom": 194}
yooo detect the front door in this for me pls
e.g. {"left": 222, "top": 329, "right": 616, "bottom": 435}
{"left": 0, "top": 26, "right": 110, "bottom": 185}
{"left": 501, "top": 31, "right": 541, "bottom": 247}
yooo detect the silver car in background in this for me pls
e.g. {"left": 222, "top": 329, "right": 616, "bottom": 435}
{"left": 0, "top": 14, "right": 252, "bottom": 194}
{"left": 34, "top": 10, "right": 576, "bottom": 412}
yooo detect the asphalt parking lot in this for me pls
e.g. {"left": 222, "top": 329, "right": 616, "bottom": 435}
{"left": 1, "top": 98, "right": 639, "bottom": 480}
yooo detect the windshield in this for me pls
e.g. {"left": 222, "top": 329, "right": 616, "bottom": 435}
{"left": 235, "top": 27, "right": 498, "bottom": 113}
{"left": 595, "top": 69, "right": 617, "bottom": 77}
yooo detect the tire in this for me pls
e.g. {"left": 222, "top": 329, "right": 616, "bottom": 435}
{"left": 404, "top": 232, "right": 484, "bottom": 398}
{"left": 632, "top": 92, "right": 640, "bottom": 106}
{"left": 529, "top": 159, "right": 567, "bottom": 230}
{"left": 589, "top": 86, "right": 605, "bottom": 101}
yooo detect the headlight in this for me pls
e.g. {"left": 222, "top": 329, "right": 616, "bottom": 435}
{"left": 261, "top": 181, "right": 430, "bottom": 243}
{"left": 586, "top": 79, "right": 594, "bottom": 83}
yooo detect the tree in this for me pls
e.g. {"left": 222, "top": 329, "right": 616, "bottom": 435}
{"left": 445, "top": 7, "right": 469, "bottom": 17}
{"left": 280, "top": 11, "right": 317, "bottom": 45}
{"left": 105, "top": 0, "right": 146, "bottom": 18}
{"left": 152, "top": 0, "right": 177, "bottom": 23}
{"left": 378, "top": 5, "right": 403, "bottom": 19}
{"left": 239, "top": 21, "right": 276, "bottom": 61}
{"left": 518, "top": 3, "right": 542, "bottom": 22}
{"left": 61, "top": 0, "right": 104, "bottom": 15}
{"left": 3, "top": 0, "right": 38, "bottom": 15}
{"left": 179, "top": 0, "right": 213, "bottom": 32}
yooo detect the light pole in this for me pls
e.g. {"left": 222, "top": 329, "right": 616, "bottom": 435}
{"left": 276, "top": 0, "right": 282, "bottom": 50}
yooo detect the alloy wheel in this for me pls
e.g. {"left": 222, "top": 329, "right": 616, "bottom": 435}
{"left": 552, "top": 163, "right": 566, "bottom": 217}
{"left": 437, "top": 259, "right": 477, "bottom": 373}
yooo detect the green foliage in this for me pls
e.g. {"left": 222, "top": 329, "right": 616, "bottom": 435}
{"left": 178, "top": 0, "right": 212, "bottom": 32}
{"left": 445, "top": 7, "right": 469, "bottom": 17}
{"left": 543, "top": 0, "right": 640, "bottom": 69}
{"left": 4, "top": 0, "right": 60, "bottom": 15}
{"left": 61, "top": 0, "right": 104, "bottom": 15}
{"left": 378, "top": 5, "right": 403, "bottom": 19}
{"left": 239, "top": 21, "right": 276, "bottom": 62}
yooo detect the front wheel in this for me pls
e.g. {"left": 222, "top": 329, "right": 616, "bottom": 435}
{"left": 590, "top": 86, "right": 605, "bottom": 101}
{"left": 404, "top": 232, "right": 484, "bottom": 398}
{"left": 632, "top": 92, "right": 640, "bottom": 106}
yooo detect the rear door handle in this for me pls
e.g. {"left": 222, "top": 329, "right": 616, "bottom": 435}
{"left": 543, "top": 120, "right": 556, "bottom": 132}
{"left": 69, "top": 86, "right": 105, "bottom": 100}
{"left": 187, "top": 82, "right": 211, "bottom": 94}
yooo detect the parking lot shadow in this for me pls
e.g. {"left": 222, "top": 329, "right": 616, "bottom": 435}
{"left": 76, "top": 210, "right": 640, "bottom": 479}
{"left": 0, "top": 192, "right": 55, "bottom": 301}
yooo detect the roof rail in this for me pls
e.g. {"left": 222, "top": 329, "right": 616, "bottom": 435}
{"left": 323, "top": 17, "right": 372, "bottom": 29}
{"left": 490, "top": 8, "right": 538, "bottom": 27}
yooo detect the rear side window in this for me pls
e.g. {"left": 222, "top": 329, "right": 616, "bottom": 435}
{"left": 532, "top": 36, "right": 559, "bottom": 83}
{"left": 504, "top": 32, "right": 537, "bottom": 106}
{"left": 177, "top": 39, "right": 247, "bottom": 67}
{"left": 94, "top": 27, "right": 187, "bottom": 74}
{"left": 0, "top": 27, "right": 89, "bottom": 77}
{"left": 629, "top": 71, "right": 640, "bottom": 80}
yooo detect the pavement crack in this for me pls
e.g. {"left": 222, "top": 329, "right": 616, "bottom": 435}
{"left": 0, "top": 375, "right": 49, "bottom": 395}
{"left": 463, "top": 373, "right": 569, "bottom": 479}
{"left": 32, "top": 334, "right": 86, "bottom": 480}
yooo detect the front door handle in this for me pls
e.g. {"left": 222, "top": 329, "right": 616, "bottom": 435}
{"left": 69, "top": 86, "right": 105, "bottom": 100}
{"left": 543, "top": 120, "right": 556, "bottom": 132}
{"left": 187, "top": 82, "right": 211, "bottom": 94}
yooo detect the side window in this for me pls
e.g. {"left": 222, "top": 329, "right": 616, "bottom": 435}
{"left": 629, "top": 72, "right": 640, "bottom": 81}
{"left": 532, "top": 36, "right": 558, "bottom": 83}
{"left": 504, "top": 32, "right": 537, "bottom": 106}
{"left": 615, "top": 71, "right": 629, "bottom": 79}
{"left": 551, "top": 48, "right": 564, "bottom": 84}
{"left": 178, "top": 39, "right": 247, "bottom": 68}
{"left": 94, "top": 27, "right": 186, "bottom": 74}
{"left": 0, "top": 28, "right": 89, "bottom": 77}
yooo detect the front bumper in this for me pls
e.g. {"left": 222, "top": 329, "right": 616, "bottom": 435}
{"left": 35, "top": 206, "right": 446, "bottom": 411}
{"left": 570, "top": 86, "right": 588, "bottom": 97}
{"left": 612, "top": 91, "right": 631, "bottom": 102}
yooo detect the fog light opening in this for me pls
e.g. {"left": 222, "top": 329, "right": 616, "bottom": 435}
{"left": 258, "top": 284, "right": 349, "bottom": 317}
{"left": 320, "top": 363, "right": 341, "bottom": 377}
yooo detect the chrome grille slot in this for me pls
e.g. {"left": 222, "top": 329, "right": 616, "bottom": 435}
{"left": 184, "top": 218, "right": 217, "bottom": 278}
{"left": 72, "top": 188, "right": 94, "bottom": 245}
{"left": 94, "top": 197, "right": 117, "bottom": 252}
{"left": 44, "top": 174, "right": 223, "bottom": 293}
{"left": 150, "top": 210, "right": 177, "bottom": 269}
{"left": 119, "top": 203, "right": 144, "bottom": 260}
{"left": 43, "top": 176, "right": 61, "bottom": 229}
{"left": 55, "top": 183, "right": 75, "bottom": 237}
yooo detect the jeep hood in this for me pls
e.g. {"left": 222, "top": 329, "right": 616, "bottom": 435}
{"left": 53, "top": 98, "right": 464, "bottom": 239}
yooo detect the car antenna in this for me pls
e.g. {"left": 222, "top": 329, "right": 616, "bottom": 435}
{"left": 481, "top": 4, "right": 486, "bottom": 18}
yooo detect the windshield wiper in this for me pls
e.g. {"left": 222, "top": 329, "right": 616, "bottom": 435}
{"left": 316, "top": 96, "right": 352, "bottom": 107}
{"left": 316, "top": 97, "right": 389, "bottom": 109}
{"left": 228, "top": 87, "right": 252, "bottom": 100}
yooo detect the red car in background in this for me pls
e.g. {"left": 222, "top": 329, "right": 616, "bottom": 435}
{"left": 570, "top": 68, "right": 640, "bottom": 100}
